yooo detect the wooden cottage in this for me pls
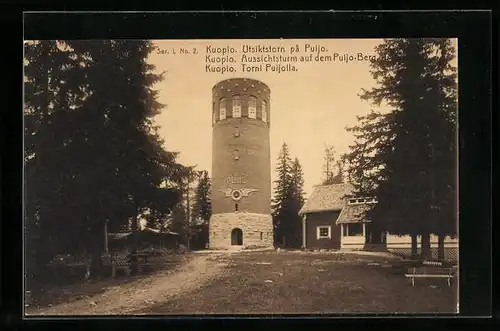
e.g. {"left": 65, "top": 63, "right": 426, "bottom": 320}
{"left": 299, "top": 183, "right": 377, "bottom": 250}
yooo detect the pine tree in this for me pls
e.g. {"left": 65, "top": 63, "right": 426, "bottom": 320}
{"left": 321, "top": 144, "right": 336, "bottom": 185}
{"left": 322, "top": 145, "right": 344, "bottom": 185}
{"left": 331, "top": 160, "right": 345, "bottom": 184}
{"left": 343, "top": 39, "right": 457, "bottom": 259}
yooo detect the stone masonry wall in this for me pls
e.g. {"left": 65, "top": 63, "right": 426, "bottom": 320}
{"left": 209, "top": 212, "right": 274, "bottom": 249}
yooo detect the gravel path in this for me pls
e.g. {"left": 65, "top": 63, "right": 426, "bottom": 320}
{"left": 27, "top": 253, "right": 228, "bottom": 316}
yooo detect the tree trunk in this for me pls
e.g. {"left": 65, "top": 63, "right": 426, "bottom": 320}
{"left": 298, "top": 220, "right": 303, "bottom": 248}
{"left": 186, "top": 179, "right": 191, "bottom": 251}
{"left": 130, "top": 203, "right": 140, "bottom": 275}
{"left": 89, "top": 226, "right": 103, "bottom": 280}
{"left": 89, "top": 252, "right": 102, "bottom": 279}
{"left": 420, "top": 232, "right": 431, "bottom": 260}
{"left": 372, "top": 229, "right": 381, "bottom": 245}
{"left": 104, "top": 221, "right": 109, "bottom": 254}
{"left": 438, "top": 233, "right": 445, "bottom": 261}
{"left": 411, "top": 233, "right": 418, "bottom": 259}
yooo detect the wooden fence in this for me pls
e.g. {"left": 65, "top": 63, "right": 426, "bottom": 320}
{"left": 386, "top": 234, "right": 458, "bottom": 263}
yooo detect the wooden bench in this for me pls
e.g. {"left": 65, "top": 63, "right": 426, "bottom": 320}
{"left": 112, "top": 258, "right": 131, "bottom": 277}
{"left": 405, "top": 266, "right": 455, "bottom": 287}
{"left": 423, "top": 260, "right": 444, "bottom": 267}
{"left": 104, "top": 253, "right": 131, "bottom": 278}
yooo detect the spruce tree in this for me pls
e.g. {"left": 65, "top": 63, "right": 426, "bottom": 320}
{"left": 271, "top": 143, "right": 293, "bottom": 246}
{"left": 24, "top": 40, "right": 192, "bottom": 279}
{"left": 422, "top": 39, "right": 458, "bottom": 260}
{"left": 68, "top": 40, "right": 189, "bottom": 273}
{"left": 191, "top": 170, "right": 212, "bottom": 225}
{"left": 290, "top": 158, "right": 305, "bottom": 206}
{"left": 289, "top": 157, "right": 306, "bottom": 248}
{"left": 24, "top": 41, "right": 89, "bottom": 273}
{"left": 343, "top": 39, "right": 457, "bottom": 259}
{"left": 170, "top": 192, "right": 189, "bottom": 245}
{"left": 271, "top": 145, "right": 305, "bottom": 248}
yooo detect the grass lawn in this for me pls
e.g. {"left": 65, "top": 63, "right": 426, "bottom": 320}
{"left": 146, "top": 251, "right": 458, "bottom": 314}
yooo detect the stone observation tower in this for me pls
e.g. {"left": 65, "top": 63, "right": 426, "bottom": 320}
{"left": 209, "top": 78, "right": 273, "bottom": 249}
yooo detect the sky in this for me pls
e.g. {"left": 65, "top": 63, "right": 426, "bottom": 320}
{"left": 148, "top": 39, "right": 457, "bottom": 197}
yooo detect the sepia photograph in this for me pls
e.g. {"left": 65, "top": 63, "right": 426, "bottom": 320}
{"left": 24, "top": 37, "right": 459, "bottom": 316}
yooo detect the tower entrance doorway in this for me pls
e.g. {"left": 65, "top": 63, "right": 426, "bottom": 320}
{"left": 231, "top": 228, "right": 243, "bottom": 246}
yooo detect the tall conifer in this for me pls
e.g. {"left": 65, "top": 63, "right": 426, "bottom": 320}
{"left": 343, "top": 39, "right": 457, "bottom": 259}
{"left": 24, "top": 40, "right": 191, "bottom": 279}
{"left": 191, "top": 170, "right": 212, "bottom": 225}
{"left": 271, "top": 143, "right": 293, "bottom": 246}
{"left": 289, "top": 157, "right": 306, "bottom": 248}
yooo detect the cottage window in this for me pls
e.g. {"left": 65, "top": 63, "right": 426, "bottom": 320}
{"left": 261, "top": 100, "right": 267, "bottom": 122}
{"left": 316, "top": 226, "right": 331, "bottom": 239}
{"left": 345, "top": 223, "right": 363, "bottom": 236}
{"left": 219, "top": 98, "right": 226, "bottom": 120}
{"left": 248, "top": 96, "right": 257, "bottom": 119}
{"left": 348, "top": 197, "right": 378, "bottom": 205}
{"left": 232, "top": 95, "right": 242, "bottom": 118}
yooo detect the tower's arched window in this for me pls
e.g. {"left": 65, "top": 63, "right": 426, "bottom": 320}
{"left": 261, "top": 100, "right": 267, "bottom": 123}
{"left": 248, "top": 96, "right": 257, "bottom": 119}
{"left": 232, "top": 95, "right": 241, "bottom": 118}
{"left": 219, "top": 97, "right": 226, "bottom": 120}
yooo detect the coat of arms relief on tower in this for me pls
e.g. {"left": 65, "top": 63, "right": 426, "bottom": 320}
{"left": 220, "top": 188, "right": 260, "bottom": 201}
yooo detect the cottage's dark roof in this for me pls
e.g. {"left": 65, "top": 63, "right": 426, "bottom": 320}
{"left": 336, "top": 203, "right": 372, "bottom": 224}
{"left": 108, "top": 228, "right": 180, "bottom": 240}
{"left": 108, "top": 232, "right": 130, "bottom": 240}
{"left": 299, "top": 183, "right": 355, "bottom": 214}
{"left": 142, "top": 227, "right": 180, "bottom": 236}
